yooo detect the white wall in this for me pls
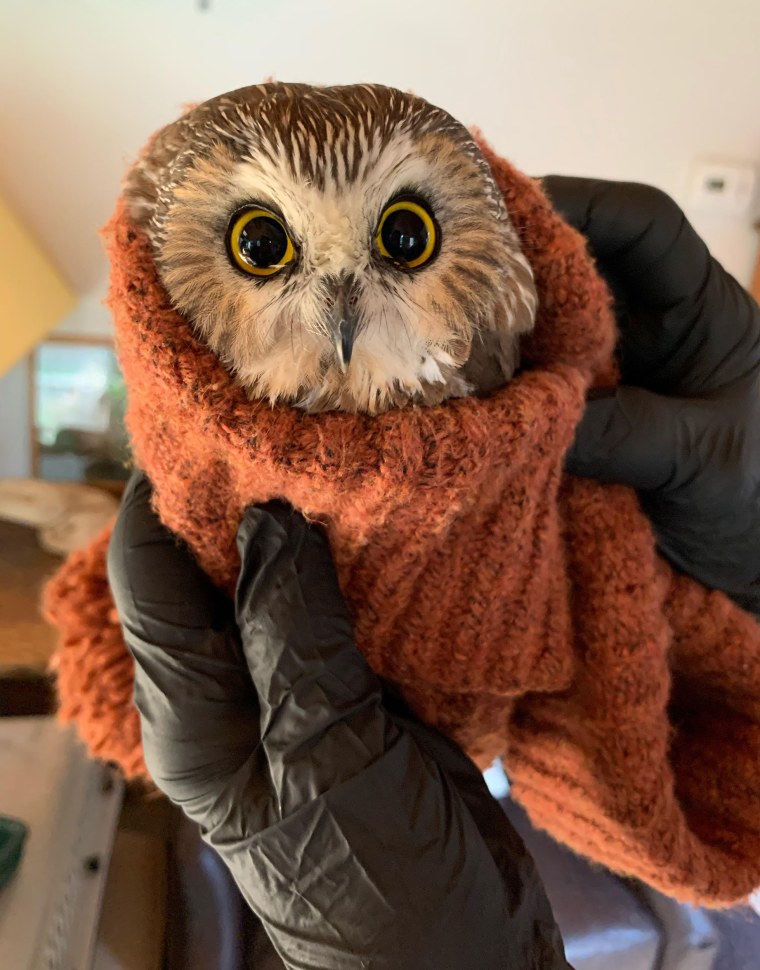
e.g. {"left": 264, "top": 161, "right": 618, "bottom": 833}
{"left": 54, "top": 285, "right": 112, "bottom": 340}
{"left": 1, "top": 0, "right": 758, "bottom": 299}
{"left": 0, "top": 359, "right": 31, "bottom": 477}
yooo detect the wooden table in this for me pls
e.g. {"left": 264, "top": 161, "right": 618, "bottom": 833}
{"left": 0, "top": 520, "right": 61, "bottom": 672}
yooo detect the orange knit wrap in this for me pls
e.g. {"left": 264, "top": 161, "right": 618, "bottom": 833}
{"left": 45, "top": 146, "right": 760, "bottom": 906}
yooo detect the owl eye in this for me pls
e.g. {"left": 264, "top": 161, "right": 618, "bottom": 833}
{"left": 375, "top": 197, "right": 439, "bottom": 270}
{"left": 227, "top": 207, "right": 296, "bottom": 277}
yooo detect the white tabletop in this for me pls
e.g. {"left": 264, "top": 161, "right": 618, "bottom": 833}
{"left": 0, "top": 717, "right": 122, "bottom": 970}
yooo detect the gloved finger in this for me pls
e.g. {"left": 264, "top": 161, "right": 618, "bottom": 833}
{"left": 542, "top": 176, "right": 709, "bottom": 310}
{"left": 108, "top": 470, "right": 260, "bottom": 806}
{"left": 108, "top": 471, "right": 233, "bottom": 642}
{"left": 235, "top": 502, "right": 398, "bottom": 817}
{"left": 542, "top": 176, "right": 760, "bottom": 394}
{"left": 565, "top": 386, "right": 715, "bottom": 491}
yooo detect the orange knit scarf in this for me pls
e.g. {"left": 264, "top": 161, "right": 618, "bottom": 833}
{"left": 45, "top": 147, "right": 760, "bottom": 906}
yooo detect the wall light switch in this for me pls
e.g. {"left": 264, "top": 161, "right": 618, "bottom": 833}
{"left": 689, "top": 159, "right": 757, "bottom": 216}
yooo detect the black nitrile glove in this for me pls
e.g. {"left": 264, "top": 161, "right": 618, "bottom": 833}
{"left": 543, "top": 176, "right": 760, "bottom": 613}
{"left": 108, "top": 471, "right": 570, "bottom": 970}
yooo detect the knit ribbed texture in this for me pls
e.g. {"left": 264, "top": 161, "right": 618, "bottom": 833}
{"left": 44, "top": 146, "right": 760, "bottom": 906}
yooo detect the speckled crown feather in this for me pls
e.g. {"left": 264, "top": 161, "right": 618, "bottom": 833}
{"left": 45, "top": 141, "right": 760, "bottom": 906}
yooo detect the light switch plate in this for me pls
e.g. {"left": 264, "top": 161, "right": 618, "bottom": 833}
{"left": 689, "top": 159, "right": 757, "bottom": 216}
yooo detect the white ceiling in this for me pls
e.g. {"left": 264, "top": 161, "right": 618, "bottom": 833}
{"left": 2, "top": 0, "right": 759, "bottom": 297}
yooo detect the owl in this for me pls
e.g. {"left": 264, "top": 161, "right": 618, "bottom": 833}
{"left": 125, "top": 82, "right": 537, "bottom": 414}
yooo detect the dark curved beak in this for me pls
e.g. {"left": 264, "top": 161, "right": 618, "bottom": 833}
{"left": 337, "top": 316, "right": 358, "bottom": 371}
{"left": 328, "top": 276, "right": 360, "bottom": 372}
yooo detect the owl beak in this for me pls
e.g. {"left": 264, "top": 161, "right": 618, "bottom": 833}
{"left": 328, "top": 276, "right": 360, "bottom": 373}
{"left": 336, "top": 317, "right": 358, "bottom": 372}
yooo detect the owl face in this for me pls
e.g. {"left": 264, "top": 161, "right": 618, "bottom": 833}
{"left": 125, "top": 83, "right": 537, "bottom": 414}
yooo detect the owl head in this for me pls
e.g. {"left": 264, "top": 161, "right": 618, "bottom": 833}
{"left": 124, "top": 82, "right": 537, "bottom": 414}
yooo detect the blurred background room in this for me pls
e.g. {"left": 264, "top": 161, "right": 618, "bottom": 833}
{"left": 0, "top": 1, "right": 758, "bottom": 967}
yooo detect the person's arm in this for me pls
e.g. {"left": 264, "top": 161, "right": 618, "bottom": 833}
{"left": 543, "top": 176, "right": 760, "bottom": 612}
{"left": 108, "top": 471, "right": 570, "bottom": 970}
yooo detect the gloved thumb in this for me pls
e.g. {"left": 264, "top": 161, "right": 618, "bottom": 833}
{"left": 566, "top": 386, "right": 700, "bottom": 491}
{"left": 235, "top": 502, "right": 393, "bottom": 816}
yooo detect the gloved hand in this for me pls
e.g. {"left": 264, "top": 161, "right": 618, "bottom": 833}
{"left": 543, "top": 176, "right": 760, "bottom": 613}
{"left": 108, "top": 471, "right": 570, "bottom": 970}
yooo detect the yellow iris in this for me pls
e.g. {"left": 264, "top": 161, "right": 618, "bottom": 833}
{"left": 375, "top": 198, "right": 438, "bottom": 270}
{"left": 228, "top": 207, "right": 296, "bottom": 277}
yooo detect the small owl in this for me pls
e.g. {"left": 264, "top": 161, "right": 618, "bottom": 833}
{"left": 125, "top": 83, "right": 537, "bottom": 414}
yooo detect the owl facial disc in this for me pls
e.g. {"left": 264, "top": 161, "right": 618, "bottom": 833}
{"left": 124, "top": 82, "right": 538, "bottom": 414}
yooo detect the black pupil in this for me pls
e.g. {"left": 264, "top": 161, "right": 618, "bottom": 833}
{"left": 238, "top": 215, "right": 288, "bottom": 268}
{"left": 381, "top": 208, "right": 428, "bottom": 263}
